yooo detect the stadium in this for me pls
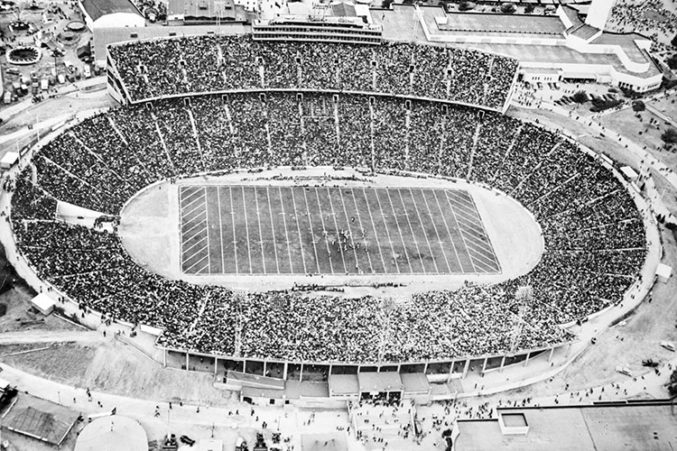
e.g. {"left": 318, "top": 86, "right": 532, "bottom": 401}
{"left": 5, "top": 35, "right": 655, "bottom": 389}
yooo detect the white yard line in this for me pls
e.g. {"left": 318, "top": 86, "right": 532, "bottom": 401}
{"left": 228, "top": 187, "right": 239, "bottom": 275}
{"left": 240, "top": 186, "right": 253, "bottom": 274}
{"left": 181, "top": 187, "right": 202, "bottom": 205}
{"left": 431, "top": 189, "right": 465, "bottom": 273}
{"left": 182, "top": 194, "right": 208, "bottom": 216}
{"left": 277, "top": 186, "right": 298, "bottom": 273}
{"left": 395, "top": 188, "right": 427, "bottom": 274}
{"left": 185, "top": 253, "right": 209, "bottom": 273}
{"left": 438, "top": 190, "right": 482, "bottom": 273}
{"left": 418, "top": 188, "right": 453, "bottom": 273}
{"left": 368, "top": 187, "right": 401, "bottom": 274}
{"left": 324, "top": 188, "right": 347, "bottom": 273}
{"left": 349, "top": 188, "right": 376, "bottom": 273}
{"left": 337, "top": 187, "right": 361, "bottom": 273}
{"left": 403, "top": 188, "right": 440, "bottom": 274}
{"left": 203, "top": 187, "right": 212, "bottom": 274}
{"left": 381, "top": 189, "right": 415, "bottom": 273}
{"left": 356, "top": 188, "right": 387, "bottom": 273}
{"left": 183, "top": 235, "right": 208, "bottom": 254}
{"left": 216, "top": 187, "right": 227, "bottom": 274}
{"left": 265, "top": 187, "right": 281, "bottom": 274}
{"left": 181, "top": 215, "right": 207, "bottom": 236}
{"left": 252, "top": 187, "right": 267, "bottom": 274}
{"left": 290, "top": 187, "right": 313, "bottom": 274}
{"left": 313, "top": 188, "right": 335, "bottom": 274}
{"left": 302, "top": 188, "right": 323, "bottom": 274}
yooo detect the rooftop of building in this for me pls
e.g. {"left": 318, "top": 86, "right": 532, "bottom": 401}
{"left": 435, "top": 10, "right": 566, "bottom": 37}
{"left": 456, "top": 401, "right": 677, "bottom": 451}
{"left": 80, "top": 0, "right": 142, "bottom": 21}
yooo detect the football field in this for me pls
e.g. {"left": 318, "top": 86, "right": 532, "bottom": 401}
{"left": 179, "top": 185, "right": 500, "bottom": 275}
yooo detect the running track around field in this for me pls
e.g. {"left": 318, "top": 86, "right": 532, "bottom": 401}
{"left": 179, "top": 185, "right": 500, "bottom": 275}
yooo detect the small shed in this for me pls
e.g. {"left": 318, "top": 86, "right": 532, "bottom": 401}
{"left": 620, "top": 166, "right": 639, "bottom": 181}
{"left": 0, "top": 151, "right": 19, "bottom": 169}
{"left": 30, "top": 293, "right": 56, "bottom": 315}
{"left": 198, "top": 439, "right": 223, "bottom": 451}
{"left": 656, "top": 263, "right": 672, "bottom": 283}
{"left": 357, "top": 372, "right": 403, "bottom": 400}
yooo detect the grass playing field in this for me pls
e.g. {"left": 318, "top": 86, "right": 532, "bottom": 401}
{"left": 179, "top": 185, "right": 499, "bottom": 276}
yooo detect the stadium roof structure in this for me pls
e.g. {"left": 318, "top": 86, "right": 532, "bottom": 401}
{"left": 357, "top": 372, "right": 404, "bottom": 394}
{"left": 74, "top": 415, "right": 148, "bottom": 451}
{"left": 455, "top": 401, "right": 677, "bottom": 451}
{"left": 167, "top": 0, "right": 237, "bottom": 21}
{"left": 80, "top": 0, "right": 142, "bottom": 21}
{"left": 435, "top": 12, "right": 566, "bottom": 38}
{"left": 2, "top": 394, "right": 79, "bottom": 447}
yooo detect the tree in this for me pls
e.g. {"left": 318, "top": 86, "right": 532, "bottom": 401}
{"left": 661, "top": 128, "right": 677, "bottom": 144}
{"left": 458, "top": 1, "right": 475, "bottom": 11}
{"left": 632, "top": 100, "right": 646, "bottom": 112}
{"left": 668, "top": 369, "right": 677, "bottom": 397}
{"left": 666, "top": 54, "right": 677, "bottom": 70}
{"left": 500, "top": 2, "right": 516, "bottom": 13}
{"left": 572, "top": 90, "right": 588, "bottom": 103}
{"left": 672, "top": 33, "right": 677, "bottom": 48}
{"left": 524, "top": 4, "right": 535, "bottom": 13}
{"left": 382, "top": 0, "right": 393, "bottom": 8}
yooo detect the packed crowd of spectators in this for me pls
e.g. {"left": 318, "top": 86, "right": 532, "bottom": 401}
{"left": 108, "top": 36, "right": 518, "bottom": 111}
{"left": 9, "top": 91, "right": 647, "bottom": 364}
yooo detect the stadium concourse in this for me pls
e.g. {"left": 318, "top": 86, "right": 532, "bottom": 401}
{"left": 1, "top": 37, "right": 652, "bottom": 386}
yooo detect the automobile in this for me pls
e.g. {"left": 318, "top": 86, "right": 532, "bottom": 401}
{"left": 6, "top": 67, "right": 20, "bottom": 76}
{"left": 179, "top": 435, "right": 195, "bottom": 446}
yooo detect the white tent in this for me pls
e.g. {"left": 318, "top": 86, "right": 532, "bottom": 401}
{"left": 656, "top": 263, "right": 672, "bottom": 283}
{"left": 620, "top": 166, "right": 639, "bottom": 181}
{"left": 30, "top": 293, "right": 55, "bottom": 315}
{"left": 75, "top": 416, "right": 147, "bottom": 451}
{"left": 0, "top": 151, "right": 19, "bottom": 169}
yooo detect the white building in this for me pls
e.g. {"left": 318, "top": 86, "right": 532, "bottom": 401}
{"left": 403, "top": 0, "right": 663, "bottom": 93}
{"left": 79, "top": 0, "right": 145, "bottom": 31}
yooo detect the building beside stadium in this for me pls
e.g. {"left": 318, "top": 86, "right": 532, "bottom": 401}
{"left": 410, "top": 1, "right": 662, "bottom": 93}
{"left": 454, "top": 400, "right": 677, "bottom": 450}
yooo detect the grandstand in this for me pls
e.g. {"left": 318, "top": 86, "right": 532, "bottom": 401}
{"left": 5, "top": 37, "right": 651, "bottom": 384}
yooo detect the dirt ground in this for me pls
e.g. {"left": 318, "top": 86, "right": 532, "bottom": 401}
{"left": 2, "top": 338, "right": 235, "bottom": 406}
{"left": 120, "top": 169, "right": 544, "bottom": 297}
{"left": 598, "top": 97, "right": 677, "bottom": 169}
